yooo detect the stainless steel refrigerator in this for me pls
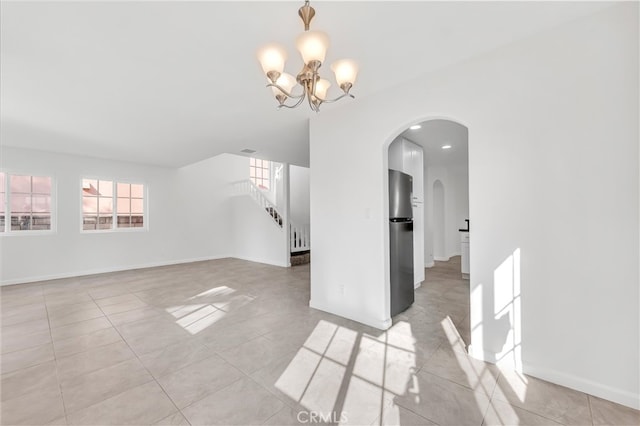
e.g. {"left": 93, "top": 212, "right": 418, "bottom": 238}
{"left": 389, "top": 169, "right": 415, "bottom": 316}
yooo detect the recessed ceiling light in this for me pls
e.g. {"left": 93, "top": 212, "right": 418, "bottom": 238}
{"left": 409, "top": 125, "right": 421, "bottom": 130}
{"left": 240, "top": 148, "right": 256, "bottom": 154}
{"left": 441, "top": 145, "right": 452, "bottom": 149}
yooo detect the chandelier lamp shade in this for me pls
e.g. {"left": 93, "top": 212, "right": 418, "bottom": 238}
{"left": 257, "top": 1, "right": 358, "bottom": 112}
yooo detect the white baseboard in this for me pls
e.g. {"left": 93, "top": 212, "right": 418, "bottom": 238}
{"left": 309, "top": 299, "right": 392, "bottom": 330}
{"left": 468, "top": 345, "right": 640, "bottom": 410}
{"left": 232, "top": 255, "right": 289, "bottom": 268}
{"left": 424, "top": 261, "right": 435, "bottom": 268}
{"left": 434, "top": 256, "right": 450, "bottom": 261}
{"left": 0, "top": 255, "right": 231, "bottom": 286}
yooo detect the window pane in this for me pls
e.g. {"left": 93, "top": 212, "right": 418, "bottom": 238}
{"left": 131, "top": 215, "right": 144, "bottom": 227}
{"left": 117, "top": 183, "right": 130, "bottom": 197}
{"left": 131, "top": 184, "right": 144, "bottom": 198}
{"left": 83, "top": 215, "right": 97, "bottom": 230}
{"left": 0, "top": 214, "right": 5, "bottom": 232}
{"left": 11, "top": 194, "right": 31, "bottom": 213}
{"left": 10, "top": 175, "right": 31, "bottom": 193}
{"left": 32, "top": 195, "right": 50, "bottom": 213}
{"left": 32, "top": 176, "right": 51, "bottom": 193}
{"left": 263, "top": 162, "right": 270, "bottom": 170}
{"left": 0, "top": 193, "right": 4, "bottom": 213}
{"left": 0, "top": 172, "right": 5, "bottom": 192}
{"left": 98, "top": 216, "right": 113, "bottom": 230}
{"left": 12, "top": 214, "right": 32, "bottom": 230}
{"left": 83, "top": 179, "right": 98, "bottom": 195}
{"left": 99, "top": 180, "right": 113, "bottom": 197}
{"left": 117, "top": 215, "right": 131, "bottom": 228}
{"left": 249, "top": 169, "right": 256, "bottom": 178}
{"left": 249, "top": 158, "right": 255, "bottom": 166}
{"left": 117, "top": 198, "right": 130, "bottom": 214}
{"left": 99, "top": 197, "right": 113, "bottom": 214}
{"left": 32, "top": 214, "right": 50, "bottom": 230}
{"left": 131, "top": 198, "right": 143, "bottom": 214}
{"left": 83, "top": 196, "right": 98, "bottom": 213}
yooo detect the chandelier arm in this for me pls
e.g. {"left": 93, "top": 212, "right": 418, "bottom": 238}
{"left": 277, "top": 95, "right": 307, "bottom": 109}
{"left": 266, "top": 83, "right": 306, "bottom": 99}
{"left": 317, "top": 93, "right": 355, "bottom": 104}
{"left": 307, "top": 90, "right": 320, "bottom": 113}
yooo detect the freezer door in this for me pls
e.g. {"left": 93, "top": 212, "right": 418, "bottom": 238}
{"left": 390, "top": 220, "right": 415, "bottom": 316}
{"left": 389, "top": 169, "right": 413, "bottom": 219}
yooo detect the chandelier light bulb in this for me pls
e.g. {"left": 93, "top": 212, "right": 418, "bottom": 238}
{"left": 331, "top": 59, "right": 358, "bottom": 91}
{"left": 271, "top": 73, "right": 297, "bottom": 98}
{"left": 296, "top": 30, "right": 330, "bottom": 65}
{"left": 257, "top": 44, "right": 288, "bottom": 81}
{"left": 314, "top": 79, "right": 331, "bottom": 101}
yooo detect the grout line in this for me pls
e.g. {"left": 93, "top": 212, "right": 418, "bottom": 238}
{"left": 85, "top": 291, "right": 189, "bottom": 425}
{"left": 587, "top": 394, "right": 595, "bottom": 426}
{"left": 42, "top": 293, "right": 71, "bottom": 426}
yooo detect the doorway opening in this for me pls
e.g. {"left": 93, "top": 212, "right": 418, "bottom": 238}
{"left": 386, "top": 118, "right": 470, "bottom": 345}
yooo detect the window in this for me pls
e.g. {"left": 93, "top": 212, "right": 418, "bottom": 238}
{"left": 82, "top": 179, "right": 145, "bottom": 231}
{"left": 0, "top": 172, "right": 53, "bottom": 233}
{"left": 249, "top": 158, "right": 270, "bottom": 190}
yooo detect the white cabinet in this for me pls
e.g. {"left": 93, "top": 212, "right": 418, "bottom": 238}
{"left": 413, "top": 203, "right": 425, "bottom": 285}
{"left": 460, "top": 232, "right": 470, "bottom": 279}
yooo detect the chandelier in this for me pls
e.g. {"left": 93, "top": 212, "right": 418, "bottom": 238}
{"left": 257, "top": 0, "right": 358, "bottom": 112}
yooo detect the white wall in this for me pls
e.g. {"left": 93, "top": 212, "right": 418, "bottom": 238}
{"left": 290, "top": 165, "right": 310, "bottom": 226}
{"left": 424, "top": 163, "right": 469, "bottom": 265}
{"left": 231, "top": 195, "right": 289, "bottom": 267}
{"left": 0, "top": 147, "right": 246, "bottom": 284}
{"left": 310, "top": 3, "right": 638, "bottom": 409}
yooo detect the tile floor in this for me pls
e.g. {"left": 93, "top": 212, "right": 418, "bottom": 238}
{"left": 1, "top": 257, "right": 638, "bottom": 425}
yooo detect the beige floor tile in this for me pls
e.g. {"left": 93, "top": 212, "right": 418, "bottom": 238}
{"left": 156, "top": 354, "right": 244, "bottom": 408}
{"left": 94, "top": 293, "right": 140, "bottom": 307}
{"left": 1, "top": 317, "right": 50, "bottom": 339}
{"left": 46, "top": 301, "right": 99, "bottom": 317}
{"left": 589, "top": 395, "right": 640, "bottom": 426}
{"left": 56, "top": 340, "right": 136, "bottom": 383}
{"left": 49, "top": 307, "right": 105, "bottom": 329}
{"left": 218, "top": 335, "right": 298, "bottom": 374}
{"left": 100, "top": 299, "right": 148, "bottom": 315}
{"left": 50, "top": 317, "right": 112, "bottom": 341}
{"left": 394, "top": 370, "right": 490, "bottom": 425}
{"left": 116, "top": 317, "right": 189, "bottom": 356}
{"left": 45, "top": 416, "right": 68, "bottom": 425}
{"left": 0, "top": 381, "right": 65, "bottom": 425}
{"left": 181, "top": 376, "right": 285, "bottom": 425}
{"left": 0, "top": 360, "right": 58, "bottom": 402}
{"left": 154, "top": 411, "right": 190, "bottom": 425}
{"left": 52, "top": 327, "right": 123, "bottom": 358}
{"left": 493, "top": 369, "right": 592, "bottom": 425}
{"left": 138, "top": 338, "right": 218, "bottom": 378}
{"left": 106, "top": 306, "right": 165, "bottom": 326}
{"left": 1, "top": 342, "right": 55, "bottom": 374}
{"left": 373, "top": 404, "right": 437, "bottom": 425}
{"left": 66, "top": 381, "right": 176, "bottom": 425}
{"left": 0, "top": 303, "right": 48, "bottom": 326}
{"left": 1, "top": 295, "right": 44, "bottom": 309}
{"left": 483, "top": 399, "right": 562, "bottom": 425}
{"left": 1, "top": 328, "right": 51, "bottom": 354}
{"left": 45, "top": 293, "right": 93, "bottom": 307}
{"left": 61, "top": 358, "right": 153, "bottom": 413}
{"left": 421, "top": 344, "right": 500, "bottom": 396}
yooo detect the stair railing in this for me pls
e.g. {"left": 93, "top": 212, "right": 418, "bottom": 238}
{"left": 290, "top": 221, "right": 311, "bottom": 253}
{"left": 232, "top": 180, "right": 283, "bottom": 228}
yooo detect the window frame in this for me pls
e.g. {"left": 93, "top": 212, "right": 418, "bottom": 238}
{"left": 249, "top": 158, "right": 271, "bottom": 190}
{"left": 0, "top": 170, "right": 57, "bottom": 236}
{"left": 79, "top": 177, "right": 148, "bottom": 234}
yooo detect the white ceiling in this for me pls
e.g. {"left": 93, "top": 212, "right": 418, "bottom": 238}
{"left": 0, "top": 1, "right": 614, "bottom": 168}
{"left": 401, "top": 119, "right": 468, "bottom": 168}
